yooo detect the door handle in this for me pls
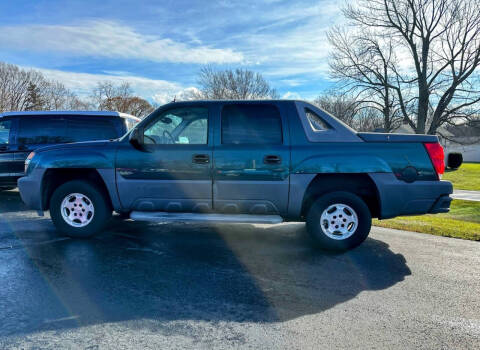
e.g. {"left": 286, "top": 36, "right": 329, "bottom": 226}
{"left": 193, "top": 154, "right": 210, "bottom": 164}
{"left": 263, "top": 155, "right": 281, "bottom": 164}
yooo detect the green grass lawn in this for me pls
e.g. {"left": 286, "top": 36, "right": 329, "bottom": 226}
{"left": 374, "top": 200, "right": 480, "bottom": 241}
{"left": 443, "top": 162, "right": 480, "bottom": 191}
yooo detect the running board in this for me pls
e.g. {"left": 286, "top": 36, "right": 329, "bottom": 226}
{"left": 129, "top": 211, "right": 283, "bottom": 224}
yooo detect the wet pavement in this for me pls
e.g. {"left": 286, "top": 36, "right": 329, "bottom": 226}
{"left": 1, "top": 189, "right": 479, "bottom": 349}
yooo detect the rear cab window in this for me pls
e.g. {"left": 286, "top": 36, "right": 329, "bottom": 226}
{"left": 221, "top": 104, "right": 283, "bottom": 145}
{"left": 305, "top": 108, "right": 330, "bottom": 131}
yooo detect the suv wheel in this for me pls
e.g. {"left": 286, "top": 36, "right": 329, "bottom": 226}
{"left": 50, "top": 180, "right": 112, "bottom": 238}
{"left": 306, "top": 191, "right": 372, "bottom": 251}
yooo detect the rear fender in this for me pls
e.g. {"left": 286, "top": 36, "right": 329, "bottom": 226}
{"left": 293, "top": 155, "right": 392, "bottom": 174}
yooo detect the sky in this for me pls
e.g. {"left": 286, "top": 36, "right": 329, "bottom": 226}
{"left": 0, "top": 0, "right": 343, "bottom": 104}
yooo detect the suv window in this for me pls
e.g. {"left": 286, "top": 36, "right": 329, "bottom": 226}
{"left": 65, "top": 118, "right": 118, "bottom": 142}
{"left": 144, "top": 107, "right": 208, "bottom": 145}
{"left": 17, "top": 116, "right": 121, "bottom": 145}
{"left": 17, "top": 117, "right": 68, "bottom": 145}
{"left": 221, "top": 104, "right": 283, "bottom": 145}
{"left": 0, "top": 120, "right": 11, "bottom": 144}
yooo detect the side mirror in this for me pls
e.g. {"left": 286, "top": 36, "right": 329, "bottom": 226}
{"left": 129, "top": 127, "right": 145, "bottom": 151}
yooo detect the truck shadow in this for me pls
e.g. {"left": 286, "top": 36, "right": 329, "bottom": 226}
{"left": 1, "top": 218, "right": 411, "bottom": 337}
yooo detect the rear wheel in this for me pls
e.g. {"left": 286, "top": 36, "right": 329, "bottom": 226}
{"left": 306, "top": 191, "right": 371, "bottom": 251}
{"left": 50, "top": 180, "right": 112, "bottom": 238}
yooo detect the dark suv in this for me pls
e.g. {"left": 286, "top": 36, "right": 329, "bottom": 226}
{"left": 0, "top": 111, "right": 140, "bottom": 190}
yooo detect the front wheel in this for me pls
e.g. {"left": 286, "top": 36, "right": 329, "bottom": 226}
{"left": 306, "top": 191, "right": 372, "bottom": 251}
{"left": 50, "top": 180, "right": 112, "bottom": 238}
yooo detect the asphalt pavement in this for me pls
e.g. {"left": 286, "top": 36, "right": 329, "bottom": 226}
{"left": 1, "top": 189, "right": 479, "bottom": 349}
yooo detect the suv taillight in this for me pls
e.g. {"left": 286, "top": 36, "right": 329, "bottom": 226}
{"left": 424, "top": 142, "right": 445, "bottom": 179}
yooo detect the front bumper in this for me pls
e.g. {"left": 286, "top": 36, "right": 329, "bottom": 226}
{"left": 369, "top": 173, "right": 453, "bottom": 219}
{"left": 17, "top": 169, "right": 45, "bottom": 212}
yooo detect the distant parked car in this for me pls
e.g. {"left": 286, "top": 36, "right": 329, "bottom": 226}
{"left": 0, "top": 111, "right": 140, "bottom": 190}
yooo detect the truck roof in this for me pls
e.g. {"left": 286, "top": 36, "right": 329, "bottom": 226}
{"left": 0, "top": 110, "right": 141, "bottom": 121}
{"left": 162, "top": 99, "right": 302, "bottom": 105}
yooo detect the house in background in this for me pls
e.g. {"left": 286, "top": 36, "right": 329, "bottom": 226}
{"left": 388, "top": 121, "right": 479, "bottom": 162}
{"left": 442, "top": 121, "right": 480, "bottom": 163}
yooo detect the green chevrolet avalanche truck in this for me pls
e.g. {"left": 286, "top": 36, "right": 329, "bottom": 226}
{"left": 18, "top": 100, "right": 452, "bottom": 251}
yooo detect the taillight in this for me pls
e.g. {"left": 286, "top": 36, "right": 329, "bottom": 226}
{"left": 424, "top": 142, "right": 445, "bottom": 179}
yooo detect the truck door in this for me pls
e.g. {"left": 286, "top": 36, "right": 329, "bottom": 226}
{"left": 115, "top": 106, "right": 214, "bottom": 212}
{"left": 212, "top": 103, "right": 290, "bottom": 215}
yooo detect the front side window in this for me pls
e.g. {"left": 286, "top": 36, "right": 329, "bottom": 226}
{"left": 17, "top": 117, "right": 68, "bottom": 145}
{"left": 0, "top": 120, "right": 11, "bottom": 144}
{"left": 144, "top": 107, "right": 208, "bottom": 145}
{"left": 221, "top": 104, "right": 283, "bottom": 145}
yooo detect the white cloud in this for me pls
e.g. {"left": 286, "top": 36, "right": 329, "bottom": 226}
{"left": 0, "top": 20, "right": 244, "bottom": 64}
{"left": 282, "top": 91, "right": 302, "bottom": 100}
{"left": 216, "top": 1, "right": 341, "bottom": 79}
{"left": 27, "top": 66, "right": 195, "bottom": 105}
{"left": 152, "top": 87, "right": 202, "bottom": 105}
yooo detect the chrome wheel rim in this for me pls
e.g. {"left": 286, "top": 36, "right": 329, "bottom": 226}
{"left": 60, "top": 193, "right": 95, "bottom": 228}
{"left": 320, "top": 203, "right": 358, "bottom": 240}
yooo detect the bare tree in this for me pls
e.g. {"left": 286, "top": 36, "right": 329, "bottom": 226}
{"left": 328, "top": 28, "right": 405, "bottom": 132}
{"left": 331, "top": 0, "right": 480, "bottom": 134}
{"left": 314, "top": 91, "right": 384, "bottom": 131}
{"left": 91, "top": 81, "right": 132, "bottom": 107}
{"left": 0, "top": 62, "right": 47, "bottom": 111}
{"left": 196, "top": 66, "right": 278, "bottom": 100}
{"left": 92, "top": 81, "right": 154, "bottom": 118}
{"left": 100, "top": 96, "right": 154, "bottom": 118}
{"left": 0, "top": 61, "right": 84, "bottom": 112}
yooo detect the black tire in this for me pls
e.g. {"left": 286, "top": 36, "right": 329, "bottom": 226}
{"left": 50, "top": 180, "right": 112, "bottom": 238}
{"left": 306, "top": 191, "right": 372, "bottom": 251}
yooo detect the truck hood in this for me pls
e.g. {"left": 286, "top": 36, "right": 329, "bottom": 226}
{"left": 34, "top": 139, "right": 117, "bottom": 154}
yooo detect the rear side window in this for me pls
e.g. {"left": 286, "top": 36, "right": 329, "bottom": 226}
{"left": 65, "top": 118, "right": 119, "bottom": 142}
{"left": 0, "top": 120, "right": 11, "bottom": 144}
{"left": 305, "top": 108, "right": 330, "bottom": 131}
{"left": 17, "top": 118, "right": 68, "bottom": 145}
{"left": 221, "top": 104, "right": 283, "bottom": 145}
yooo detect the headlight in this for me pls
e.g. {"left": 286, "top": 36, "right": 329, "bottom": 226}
{"left": 25, "top": 152, "right": 36, "bottom": 173}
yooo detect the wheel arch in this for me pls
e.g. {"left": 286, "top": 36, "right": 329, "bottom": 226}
{"left": 41, "top": 168, "right": 119, "bottom": 211}
{"left": 298, "top": 173, "right": 381, "bottom": 219}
